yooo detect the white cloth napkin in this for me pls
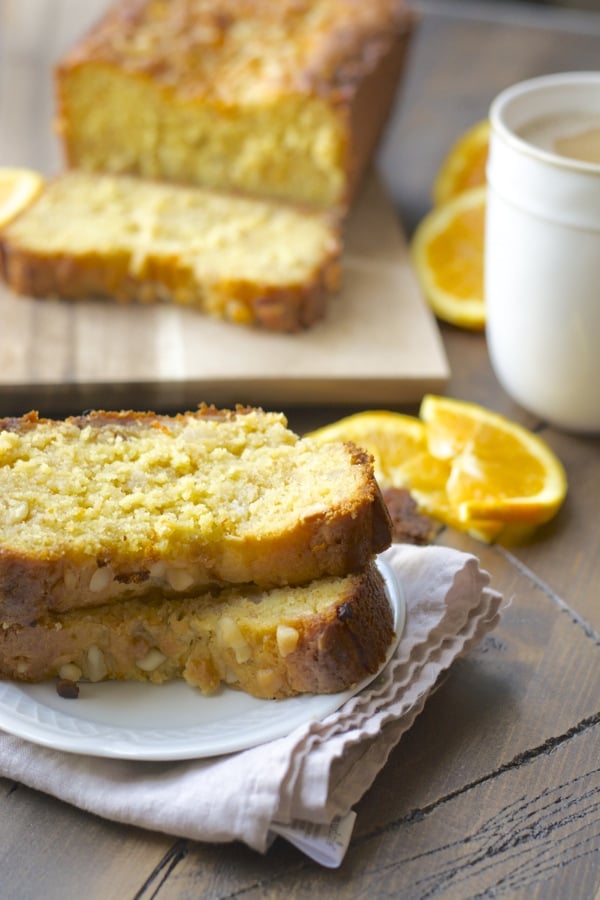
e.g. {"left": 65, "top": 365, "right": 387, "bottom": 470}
{"left": 0, "top": 544, "right": 502, "bottom": 862}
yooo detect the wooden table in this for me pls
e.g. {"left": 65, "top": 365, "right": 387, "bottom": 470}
{"left": 1, "top": 1, "right": 599, "bottom": 897}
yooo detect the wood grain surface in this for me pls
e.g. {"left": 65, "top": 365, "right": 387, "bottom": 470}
{"left": 1, "top": 2, "right": 599, "bottom": 898}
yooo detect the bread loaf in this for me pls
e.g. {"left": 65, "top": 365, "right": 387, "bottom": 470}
{"left": 54, "top": 0, "right": 415, "bottom": 211}
{"left": 0, "top": 171, "right": 340, "bottom": 331}
{"left": 0, "top": 405, "right": 392, "bottom": 627}
{"left": 0, "top": 562, "right": 394, "bottom": 699}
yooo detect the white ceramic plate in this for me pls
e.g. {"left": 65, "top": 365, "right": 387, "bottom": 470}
{"left": 0, "top": 557, "right": 405, "bottom": 761}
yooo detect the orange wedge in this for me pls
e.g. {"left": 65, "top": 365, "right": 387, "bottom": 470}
{"left": 307, "top": 398, "right": 567, "bottom": 543}
{"left": 0, "top": 167, "right": 44, "bottom": 229}
{"left": 411, "top": 185, "right": 486, "bottom": 331}
{"left": 432, "top": 119, "right": 490, "bottom": 206}
{"left": 420, "top": 395, "right": 568, "bottom": 527}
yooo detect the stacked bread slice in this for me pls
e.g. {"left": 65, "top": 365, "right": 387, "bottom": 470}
{"left": 0, "top": 406, "right": 394, "bottom": 698}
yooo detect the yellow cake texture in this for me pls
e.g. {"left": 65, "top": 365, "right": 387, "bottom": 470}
{"left": 0, "top": 171, "right": 340, "bottom": 331}
{"left": 54, "top": 0, "right": 415, "bottom": 210}
{"left": 0, "top": 563, "right": 393, "bottom": 699}
{"left": 0, "top": 405, "right": 392, "bottom": 627}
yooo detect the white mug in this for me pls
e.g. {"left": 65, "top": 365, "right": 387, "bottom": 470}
{"left": 485, "top": 72, "right": 600, "bottom": 434}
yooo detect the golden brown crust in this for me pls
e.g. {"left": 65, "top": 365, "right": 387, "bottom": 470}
{"left": 54, "top": 0, "right": 416, "bottom": 209}
{"left": 57, "top": 0, "right": 413, "bottom": 104}
{"left": 0, "top": 563, "right": 394, "bottom": 699}
{"left": 0, "top": 406, "right": 392, "bottom": 626}
{"left": 0, "top": 246, "right": 337, "bottom": 332}
{"left": 282, "top": 562, "right": 394, "bottom": 695}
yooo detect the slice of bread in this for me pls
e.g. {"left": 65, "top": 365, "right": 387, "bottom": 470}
{"left": 55, "top": 0, "right": 415, "bottom": 211}
{"left": 0, "top": 563, "right": 394, "bottom": 699}
{"left": 0, "top": 171, "right": 340, "bottom": 331}
{"left": 0, "top": 405, "right": 392, "bottom": 627}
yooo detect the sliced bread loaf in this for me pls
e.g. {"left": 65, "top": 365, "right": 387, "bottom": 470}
{"left": 0, "top": 171, "right": 340, "bottom": 331}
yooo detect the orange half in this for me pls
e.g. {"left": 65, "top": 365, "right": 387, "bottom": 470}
{"left": 411, "top": 186, "right": 486, "bottom": 330}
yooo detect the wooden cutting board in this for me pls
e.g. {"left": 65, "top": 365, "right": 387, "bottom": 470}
{"left": 0, "top": 173, "right": 449, "bottom": 416}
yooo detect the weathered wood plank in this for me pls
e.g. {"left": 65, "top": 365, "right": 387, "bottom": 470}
{"left": 0, "top": 778, "right": 175, "bottom": 900}
{"left": 353, "top": 546, "right": 600, "bottom": 828}
{"left": 132, "top": 724, "right": 599, "bottom": 899}
{"left": 212, "top": 720, "right": 599, "bottom": 900}
{"left": 505, "top": 429, "right": 600, "bottom": 634}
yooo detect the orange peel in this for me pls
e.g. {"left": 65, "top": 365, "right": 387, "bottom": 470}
{"left": 432, "top": 119, "right": 490, "bottom": 206}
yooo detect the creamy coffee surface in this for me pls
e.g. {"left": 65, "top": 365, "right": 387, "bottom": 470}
{"left": 519, "top": 113, "right": 600, "bottom": 165}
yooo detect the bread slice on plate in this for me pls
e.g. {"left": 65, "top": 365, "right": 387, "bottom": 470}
{"left": 0, "top": 562, "right": 394, "bottom": 699}
{"left": 0, "top": 171, "right": 340, "bottom": 332}
{"left": 0, "top": 405, "right": 392, "bottom": 627}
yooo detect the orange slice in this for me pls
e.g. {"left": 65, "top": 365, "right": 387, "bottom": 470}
{"left": 411, "top": 185, "right": 486, "bottom": 331}
{"left": 432, "top": 119, "right": 490, "bottom": 206}
{"left": 307, "top": 398, "right": 567, "bottom": 544}
{"left": 420, "top": 395, "right": 568, "bottom": 526}
{"left": 0, "top": 167, "right": 44, "bottom": 229}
